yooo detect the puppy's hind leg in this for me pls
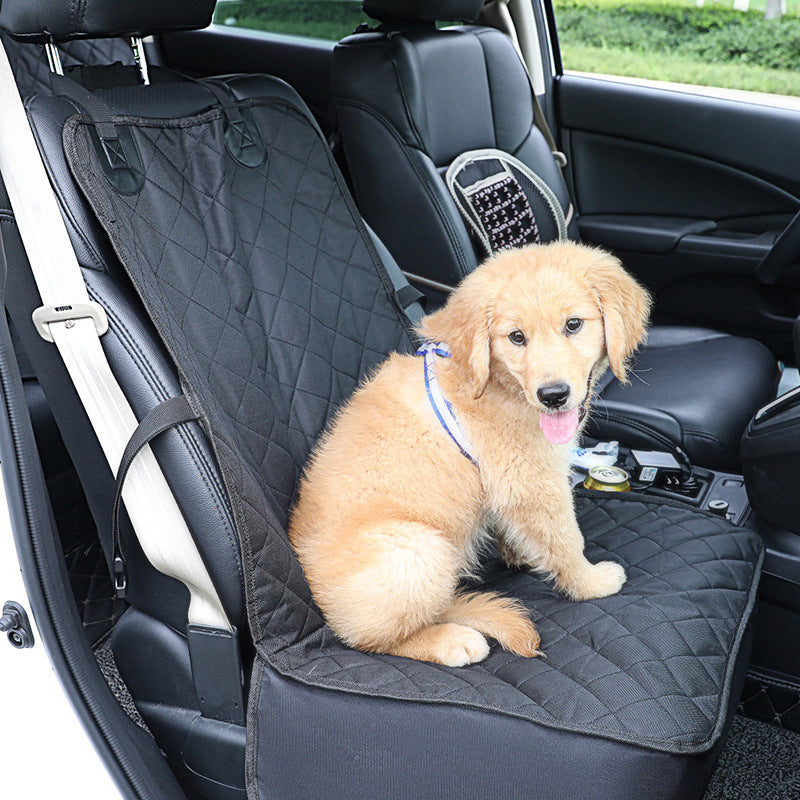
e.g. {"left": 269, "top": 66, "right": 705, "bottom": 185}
{"left": 441, "top": 591, "right": 542, "bottom": 657}
{"left": 318, "top": 521, "right": 491, "bottom": 668}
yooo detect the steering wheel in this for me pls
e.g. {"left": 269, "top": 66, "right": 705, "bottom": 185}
{"left": 756, "top": 207, "right": 800, "bottom": 284}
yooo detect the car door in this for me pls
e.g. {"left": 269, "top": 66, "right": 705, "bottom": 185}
{"left": 536, "top": 0, "right": 800, "bottom": 362}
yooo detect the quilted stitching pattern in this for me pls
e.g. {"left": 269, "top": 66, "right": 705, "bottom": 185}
{"left": 270, "top": 495, "right": 760, "bottom": 752}
{"left": 65, "top": 98, "right": 412, "bottom": 652}
{"left": 3, "top": 32, "right": 133, "bottom": 98}
{"left": 62, "top": 92, "right": 761, "bottom": 754}
{"left": 63, "top": 533, "right": 125, "bottom": 646}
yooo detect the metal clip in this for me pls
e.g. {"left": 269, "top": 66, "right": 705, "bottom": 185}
{"left": 113, "top": 556, "right": 127, "bottom": 600}
{"left": 44, "top": 41, "right": 64, "bottom": 76}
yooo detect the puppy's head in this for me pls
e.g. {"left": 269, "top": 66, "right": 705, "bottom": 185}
{"left": 419, "top": 242, "right": 651, "bottom": 444}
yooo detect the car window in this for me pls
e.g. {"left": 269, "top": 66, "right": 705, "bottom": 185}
{"left": 552, "top": 0, "right": 800, "bottom": 98}
{"left": 213, "top": 0, "right": 370, "bottom": 40}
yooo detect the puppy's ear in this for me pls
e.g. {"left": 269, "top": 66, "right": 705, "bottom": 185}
{"left": 418, "top": 275, "right": 492, "bottom": 399}
{"left": 589, "top": 250, "right": 652, "bottom": 384}
{"left": 465, "top": 313, "right": 491, "bottom": 399}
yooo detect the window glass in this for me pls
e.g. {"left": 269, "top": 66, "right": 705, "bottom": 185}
{"left": 553, "top": 0, "right": 800, "bottom": 97}
{"left": 213, "top": 0, "right": 369, "bottom": 40}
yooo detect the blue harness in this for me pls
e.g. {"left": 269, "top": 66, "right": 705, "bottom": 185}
{"left": 415, "top": 341, "right": 478, "bottom": 466}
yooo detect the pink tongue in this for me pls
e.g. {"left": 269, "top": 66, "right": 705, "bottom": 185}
{"left": 539, "top": 408, "right": 580, "bottom": 445}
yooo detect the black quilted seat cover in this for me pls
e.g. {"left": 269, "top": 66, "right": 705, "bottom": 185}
{"left": 62, "top": 86, "right": 413, "bottom": 653}
{"left": 269, "top": 494, "right": 761, "bottom": 753}
{"left": 58, "top": 78, "right": 762, "bottom": 766}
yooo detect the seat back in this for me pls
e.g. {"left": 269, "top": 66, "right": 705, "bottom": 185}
{"left": 58, "top": 70, "right": 415, "bottom": 650}
{"left": 332, "top": 1, "right": 576, "bottom": 288}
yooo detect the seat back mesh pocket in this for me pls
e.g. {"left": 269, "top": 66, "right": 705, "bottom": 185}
{"left": 446, "top": 148, "right": 567, "bottom": 256}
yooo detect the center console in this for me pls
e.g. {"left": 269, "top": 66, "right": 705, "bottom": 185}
{"left": 571, "top": 444, "right": 753, "bottom": 526}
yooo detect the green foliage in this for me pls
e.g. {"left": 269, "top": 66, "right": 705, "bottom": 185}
{"left": 212, "top": 0, "right": 800, "bottom": 96}
{"left": 213, "top": 1, "right": 368, "bottom": 41}
{"left": 563, "top": 42, "right": 800, "bottom": 95}
{"left": 555, "top": 1, "right": 800, "bottom": 72}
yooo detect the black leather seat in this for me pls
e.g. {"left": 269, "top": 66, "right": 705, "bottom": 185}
{"left": 0, "top": 2, "right": 762, "bottom": 799}
{"left": 331, "top": 0, "right": 779, "bottom": 470}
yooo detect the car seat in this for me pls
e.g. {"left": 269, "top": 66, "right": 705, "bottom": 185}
{"left": 330, "top": 0, "right": 779, "bottom": 470}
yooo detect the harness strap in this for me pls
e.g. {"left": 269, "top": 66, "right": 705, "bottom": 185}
{"left": 416, "top": 341, "right": 478, "bottom": 466}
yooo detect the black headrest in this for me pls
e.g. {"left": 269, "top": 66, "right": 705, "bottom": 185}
{"left": 362, "top": 0, "right": 485, "bottom": 24}
{"left": 0, "top": 0, "right": 216, "bottom": 43}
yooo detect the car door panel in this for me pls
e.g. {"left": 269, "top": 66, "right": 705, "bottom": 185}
{"left": 568, "top": 132, "right": 797, "bottom": 219}
{"left": 557, "top": 73, "right": 800, "bottom": 358}
{"left": 559, "top": 75, "right": 800, "bottom": 195}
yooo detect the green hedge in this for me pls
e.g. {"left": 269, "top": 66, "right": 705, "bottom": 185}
{"left": 214, "top": 1, "right": 800, "bottom": 74}
{"left": 213, "top": 1, "right": 368, "bottom": 40}
{"left": 554, "top": 2, "right": 800, "bottom": 71}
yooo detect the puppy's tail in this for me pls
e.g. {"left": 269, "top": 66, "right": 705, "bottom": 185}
{"left": 441, "top": 591, "right": 542, "bottom": 657}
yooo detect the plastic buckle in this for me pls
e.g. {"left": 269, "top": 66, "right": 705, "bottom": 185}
{"left": 113, "top": 556, "right": 127, "bottom": 600}
{"left": 32, "top": 301, "right": 109, "bottom": 342}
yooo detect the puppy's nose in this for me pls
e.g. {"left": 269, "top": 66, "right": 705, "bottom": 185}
{"left": 537, "top": 382, "right": 570, "bottom": 409}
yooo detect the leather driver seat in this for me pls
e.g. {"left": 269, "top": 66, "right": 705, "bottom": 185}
{"left": 331, "top": 0, "right": 779, "bottom": 470}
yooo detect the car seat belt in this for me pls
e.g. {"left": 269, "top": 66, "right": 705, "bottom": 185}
{"left": 479, "top": 0, "right": 568, "bottom": 169}
{"left": 0, "top": 38, "right": 231, "bottom": 634}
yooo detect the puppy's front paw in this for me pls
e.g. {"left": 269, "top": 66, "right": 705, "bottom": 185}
{"left": 568, "top": 560, "right": 626, "bottom": 601}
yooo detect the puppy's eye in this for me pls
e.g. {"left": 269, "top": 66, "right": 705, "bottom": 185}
{"left": 508, "top": 329, "right": 526, "bottom": 346}
{"left": 565, "top": 318, "right": 584, "bottom": 336}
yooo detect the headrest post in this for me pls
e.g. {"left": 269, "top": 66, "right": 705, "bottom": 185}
{"left": 44, "top": 41, "right": 64, "bottom": 76}
{"left": 130, "top": 37, "right": 150, "bottom": 86}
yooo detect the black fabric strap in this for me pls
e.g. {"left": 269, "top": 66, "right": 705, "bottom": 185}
{"left": 395, "top": 283, "right": 426, "bottom": 312}
{"left": 50, "top": 71, "right": 120, "bottom": 141}
{"left": 111, "top": 394, "right": 198, "bottom": 597}
{"left": 201, "top": 78, "right": 247, "bottom": 128}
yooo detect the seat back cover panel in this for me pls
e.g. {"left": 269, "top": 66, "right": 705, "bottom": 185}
{"left": 60, "top": 85, "right": 761, "bottom": 791}
{"left": 64, "top": 94, "right": 413, "bottom": 654}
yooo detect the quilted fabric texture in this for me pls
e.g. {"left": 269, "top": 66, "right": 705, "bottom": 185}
{"left": 62, "top": 85, "right": 761, "bottom": 754}
{"left": 64, "top": 92, "right": 414, "bottom": 654}
{"left": 3, "top": 31, "right": 133, "bottom": 98}
{"left": 270, "top": 494, "right": 761, "bottom": 753}
{"left": 64, "top": 531, "right": 125, "bottom": 646}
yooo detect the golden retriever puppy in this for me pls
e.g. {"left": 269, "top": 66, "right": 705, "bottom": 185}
{"left": 289, "top": 242, "right": 651, "bottom": 667}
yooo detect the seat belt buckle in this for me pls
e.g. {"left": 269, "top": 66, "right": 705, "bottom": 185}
{"left": 32, "top": 301, "right": 109, "bottom": 342}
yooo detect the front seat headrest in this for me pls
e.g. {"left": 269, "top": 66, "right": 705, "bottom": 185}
{"left": 362, "top": 0, "right": 485, "bottom": 24}
{"left": 0, "top": 0, "right": 216, "bottom": 43}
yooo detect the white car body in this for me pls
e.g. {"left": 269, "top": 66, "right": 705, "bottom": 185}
{"left": 0, "top": 480, "right": 123, "bottom": 800}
